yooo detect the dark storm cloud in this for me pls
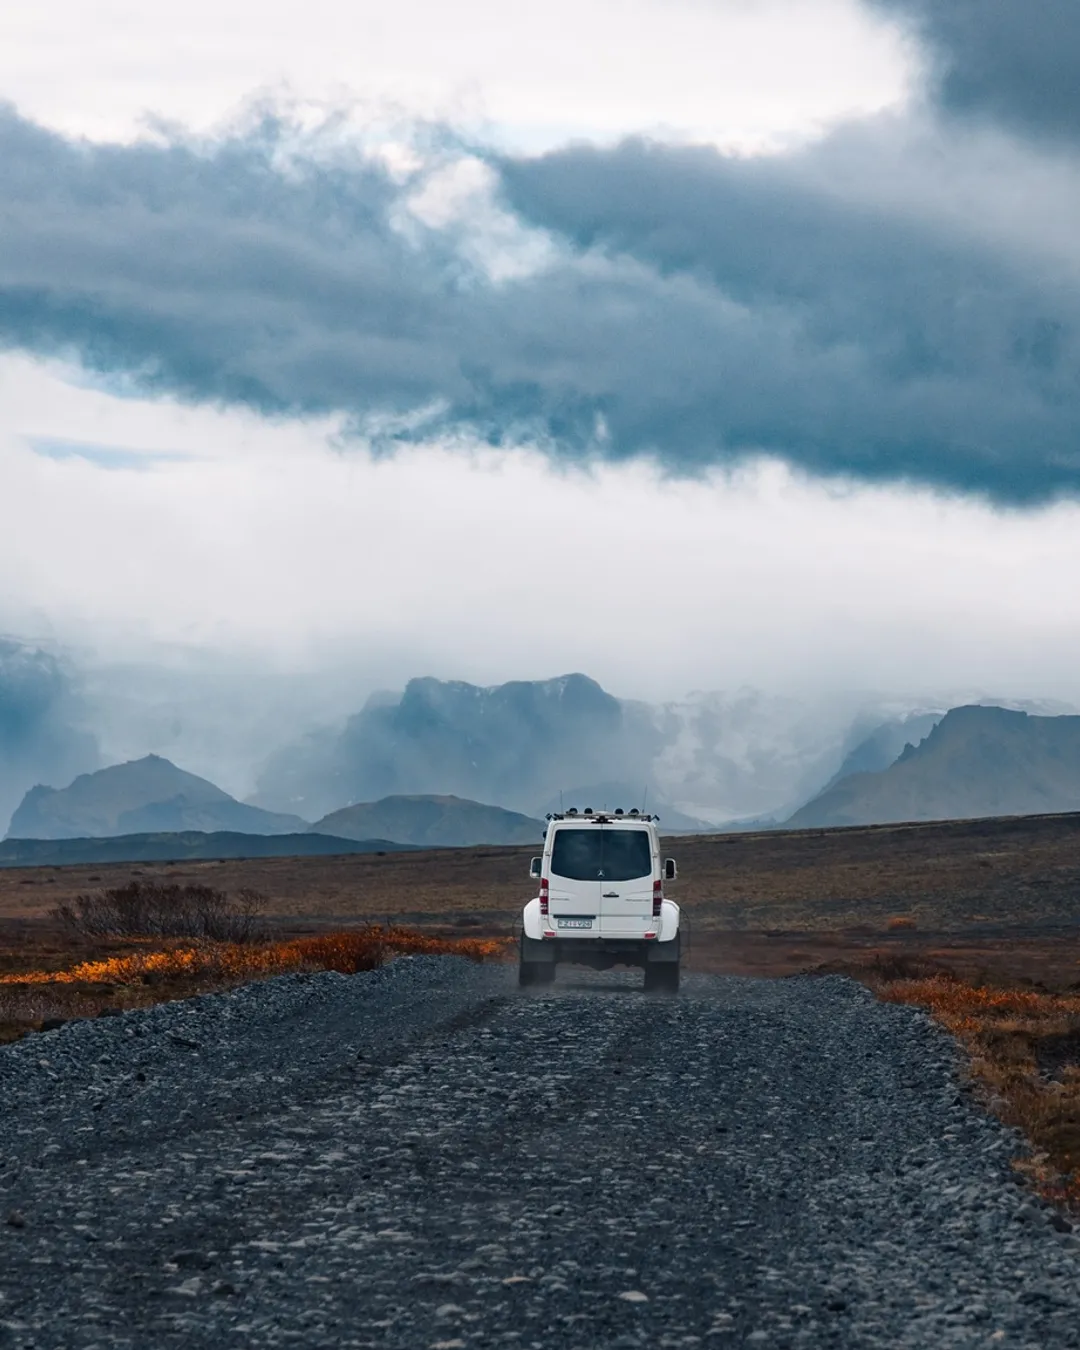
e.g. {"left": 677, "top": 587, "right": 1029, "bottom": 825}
{"left": 0, "top": 110, "right": 468, "bottom": 417}
{"left": 872, "top": 0, "right": 1080, "bottom": 142}
{"left": 495, "top": 135, "right": 1080, "bottom": 502}
{"left": 3, "top": 104, "right": 1080, "bottom": 502}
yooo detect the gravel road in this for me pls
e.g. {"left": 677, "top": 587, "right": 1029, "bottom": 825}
{"left": 3, "top": 959, "right": 1080, "bottom": 1349}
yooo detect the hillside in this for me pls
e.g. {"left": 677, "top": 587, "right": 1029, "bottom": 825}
{"left": 0, "top": 830, "right": 414, "bottom": 868}
{"left": 787, "top": 705, "right": 1080, "bottom": 828}
{"left": 310, "top": 794, "right": 544, "bottom": 847}
{"left": 6, "top": 755, "right": 308, "bottom": 840}
{"left": 816, "top": 711, "right": 942, "bottom": 794}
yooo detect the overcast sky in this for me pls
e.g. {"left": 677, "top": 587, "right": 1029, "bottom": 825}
{"left": 2, "top": 0, "right": 1080, "bottom": 732}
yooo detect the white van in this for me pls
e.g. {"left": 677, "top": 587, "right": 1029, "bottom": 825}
{"left": 519, "top": 808, "right": 681, "bottom": 993}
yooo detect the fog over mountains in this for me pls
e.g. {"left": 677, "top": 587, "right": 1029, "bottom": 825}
{"left": 251, "top": 675, "right": 641, "bottom": 822}
{"left": 250, "top": 672, "right": 838, "bottom": 823}
{"left": 4, "top": 635, "right": 1080, "bottom": 843}
{"left": 0, "top": 639, "right": 99, "bottom": 833}
{"left": 247, "top": 673, "right": 1071, "bottom": 827}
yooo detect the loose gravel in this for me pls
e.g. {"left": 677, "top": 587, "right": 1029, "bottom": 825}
{"left": 2, "top": 961, "right": 1079, "bottom": 1348}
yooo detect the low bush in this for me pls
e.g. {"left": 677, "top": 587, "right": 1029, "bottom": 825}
{"left": 52, "top": 881, "right": 268, "bottom": 943}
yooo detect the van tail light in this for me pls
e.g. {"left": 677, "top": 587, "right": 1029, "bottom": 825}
{"left": 652, "top": 879, "right": 663, "bottom": 918}
{"left": 540, "top": 877, "right": 549, "bottom": 916}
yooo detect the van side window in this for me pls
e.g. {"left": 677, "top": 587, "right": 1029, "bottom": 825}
{"left": 550, "top": 829, "right": 652, "bottom": 882}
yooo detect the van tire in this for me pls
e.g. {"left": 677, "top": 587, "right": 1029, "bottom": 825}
{"left": 644, "top": 963, "right": 680, "bottom": 995}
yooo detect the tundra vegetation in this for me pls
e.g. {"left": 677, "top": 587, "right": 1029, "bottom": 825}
{"left": 871, "top": 957, "right": 1080, "bottom": 1209}
{"left": 0, "top": 880, "right": 509, "bottom": 1043}
{"left": 3, "top": 812, "right": 1080, "bottom": 1211}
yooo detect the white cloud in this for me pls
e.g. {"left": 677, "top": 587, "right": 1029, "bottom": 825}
{"left": 0, "top": 0, "right": 911, "bottom": 150}
{"left": 2, "top": 354, "right": 1079, "bottom": 713}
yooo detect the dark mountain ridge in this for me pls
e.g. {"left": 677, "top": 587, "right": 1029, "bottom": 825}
{"left": 787, "top": 705, "right": 1080, "bottom": 828}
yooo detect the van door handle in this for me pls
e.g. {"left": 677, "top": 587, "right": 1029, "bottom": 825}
{"left": 602, "top": 891, "right": 619, "bottom": 898}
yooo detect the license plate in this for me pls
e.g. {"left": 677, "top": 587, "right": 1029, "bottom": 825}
{"left": 557, "top": 918, "right": 593, "bottom": 929}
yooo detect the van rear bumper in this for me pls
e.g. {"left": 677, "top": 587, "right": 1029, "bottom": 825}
{"left": 521, "top": 934, "right": 680, "bottom": 967}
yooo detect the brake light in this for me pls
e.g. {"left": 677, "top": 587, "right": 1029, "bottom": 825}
{"left": 540, "top": 877, "right": 549, "bottom": 916}
{"left": 652, "top": 878, "right": 662, "bottom": 917}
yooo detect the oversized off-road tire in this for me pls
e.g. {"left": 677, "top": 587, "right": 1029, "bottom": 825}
{"left": 644, "top": 963, "right": 680, "bottom": 995}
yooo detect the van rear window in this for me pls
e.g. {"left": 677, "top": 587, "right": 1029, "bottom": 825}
{"left": 549, "top": 828, "right": 652, "bottom": 882}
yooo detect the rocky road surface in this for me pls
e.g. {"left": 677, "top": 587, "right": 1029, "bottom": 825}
{"left": 2, "top": 958, "right": 1080, "bottom": 1349}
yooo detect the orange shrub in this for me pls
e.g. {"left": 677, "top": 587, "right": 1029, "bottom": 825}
{"left": 880, "top": 974, "right": 1080, "bottom": 1207}
{"left": 0, "top": 926, "right": 512, "bottom": 988}
{"left": 879, "top": 975, "right": 1080, "bottom": 1030}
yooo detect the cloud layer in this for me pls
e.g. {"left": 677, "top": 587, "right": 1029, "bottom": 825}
{"left": 2, "top": 0, "right": 1080, "bottom": 508}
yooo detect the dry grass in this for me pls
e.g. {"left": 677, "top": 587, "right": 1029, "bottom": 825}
{"left": 0, "top": 926, "right": 512, "bottom": 1042}
{"left": 875, "top": 969, "right": 1080, "bottom": 1207}
{"left": 4, "top": 810, "right": 1080, "bottom": 931}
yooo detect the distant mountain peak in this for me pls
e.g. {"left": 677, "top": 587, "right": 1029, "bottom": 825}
{"left": 6, "top": 754, "right": 308, "bottom": 841}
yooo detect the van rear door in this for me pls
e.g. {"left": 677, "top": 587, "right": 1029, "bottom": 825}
{"left": 592, "top": 827, "right": 655, "bottom": 937}
{"left": 546, "top": 826, "right": 655, "bottom": 938}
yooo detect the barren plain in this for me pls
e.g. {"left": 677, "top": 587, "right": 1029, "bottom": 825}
{"left": 4, "top": 811, "right": 1080, "bottom": 986}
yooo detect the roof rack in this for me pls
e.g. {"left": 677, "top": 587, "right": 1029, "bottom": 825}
{"left": 545, "top": 808, "right": 658, "bottom": 823}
